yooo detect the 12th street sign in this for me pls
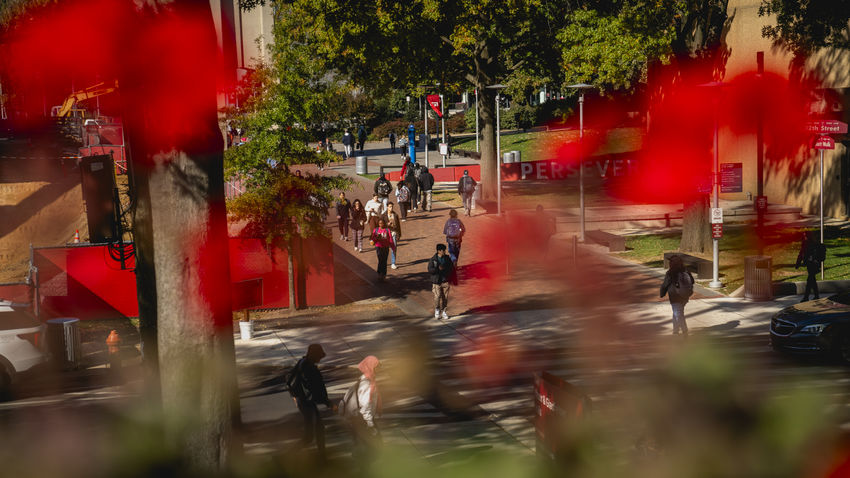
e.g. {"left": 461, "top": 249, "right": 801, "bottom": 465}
{"left": 806, "top": 120, "right": 848, "bottom": 135}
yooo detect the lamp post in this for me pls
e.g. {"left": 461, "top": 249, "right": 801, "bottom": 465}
{"left": 475, "top": 88, "right": 479, "bottom": 152}
{"left": 486, "top": 84, "right": 507, "bottom": 216}
{"left": 567, "top": 83, "right": 594, "bottom": 242}
{"left": 699, "top": 81, "right": 727, "bottom": 289}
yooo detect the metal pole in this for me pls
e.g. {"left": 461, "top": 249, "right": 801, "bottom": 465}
{"left": 424, "top": 95, "right": 428, "bottom": 168}
{"left": 440, "top": 93, "right": 446, "bottom": 168}
{"left": 820, "top": 150, "right": 824, "bottom": 280}
{"left": 710, "top": 99, "right": 722, "bottom": 288}
{"left": 496, "top": 93, "right": 501, "bottom": 216}
{"left": 475, "top": 88, "right": 479, "bottom": 152}
{"left": 578, "top": 93, "right": 585, "bottom": 242}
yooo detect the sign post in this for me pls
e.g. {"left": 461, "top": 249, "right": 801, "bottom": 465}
{"left": 806, "top": 120, "right": 846, "bottom": 279}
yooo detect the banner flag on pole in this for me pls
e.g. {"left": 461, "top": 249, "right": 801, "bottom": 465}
{"left": 427, "top": 94, "right": 443, "bottom": 118}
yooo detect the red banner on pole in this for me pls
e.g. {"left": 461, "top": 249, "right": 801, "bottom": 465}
{"left": 427, "top": 94, "right": 443, "bottom": 117}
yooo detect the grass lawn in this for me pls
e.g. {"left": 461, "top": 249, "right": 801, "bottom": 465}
{"left": 452, "top": 127, "right": 644, "bottom": 162}
{"left": 616, "top": 225, "right": 850, "bottom": 294}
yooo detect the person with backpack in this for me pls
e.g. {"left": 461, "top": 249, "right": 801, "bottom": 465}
{"left": 443, "top": 209, "right": 466, "bottom": 267}
{"left": 660, "top": 255, "right": 695, "bottom": 337}
{"left": 335, "top": 192, "right": 351, "bottom": 241}
{"left": 342, "top": 129, "right": 354, "bottom": 159}
{"left": 388, "top": 131, "right": 397, "bottom": 153}
{"left": 382, "top": 202, "right": 403, "bottom": 269}
{"left": 419, "top": 166, "right": 435, "bottom": 212}
{"left": 370, "top": 218, "right": 396, "bottom": 281}
{"left": 287, "top": 344, "right": 335, "bottom": 459}
{"left": 338, "top": 355, "right": 382, "bottom": 464}
{"left": 394, "top": 181, "right": 411, "bottom": 221}
{"left": 457, "top": 170, "right": 477, "bottom": 216}
{"left": 357, "top": 125, "right": 367, "bottom": 151}
{"left": 374, "top": 173, "right": 392, "bottom": 209}
{"left": 796, "top": 230, "right": 826, "bottom": 302}
{"left": 350, "top": 199, "right": 367, "bottom": 252}
{"left": 405, "top": 167, "right": 419, "bottom": 214}
{"left": 428, "top": 243, "right": 454, "bottom": 319}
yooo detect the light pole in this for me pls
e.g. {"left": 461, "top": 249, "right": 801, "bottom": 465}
{"left": 486, "top": 84, "right": 507, "bottom": 216}
{"left": 700, "top": 81, "right": 727, "bottom": 289}
{"left": 475, "top": 88, "right": 479, "bottom": 152}
{"left": 567, "top": 83, "right": 594, "bottom": 242}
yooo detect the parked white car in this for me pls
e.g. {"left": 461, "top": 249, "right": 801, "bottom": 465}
{"left": 0, "top": 301, "right": 46, "bottom": 396}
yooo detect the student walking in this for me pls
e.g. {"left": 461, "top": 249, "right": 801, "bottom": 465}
{"left": 350, "top": 199, "right": 367, "bottom": 252}
{"left": 457, "top": 170, "right": 477, "bottom": 216}
{"left": 428, "top": 244, "right": 454, "bottom": 319}
{"left": 395, "top": 181, "right": 411, "bottom": 220}
{"left": 404, "top": 167, "right": 419, "bottom": 213}
{"left": 335, "top": 192, "right": 351, "bottom": 241}
{"left": 342, "top": 129, "right": 354, "bottom": 159}
{"left": 382, "top": 202, "right": 402, "bottom": 269}
{"left": 364, "top": 194, "right": 385, "bottom": 236}
{"left": 660, "top": 255, "right": 695, "bottom": 337}
{"left": 340, "top": 355, "right": 382, "bottom": 465}
{"left": 287, "top": 344, "right": 335, "bottom": 460}
{"left": 357, "top": 125, "right": 367, "bottom": 151}
{"left": 374, "top": 173, "right": 393, "bottom": 209}
{"left": 419, "top": 166, "right": 434, "bottom": 212}
{"left": 443, "top": 209, "right": 466, "bottom": 267}
{"left": 796, "top": 230, "right": 826, "bottom": 302}
{"left": 389, "top": 131, "right": 397, "bottom": 153}
{"left": 370, "top": 218, "right": 396, "bottom": 281}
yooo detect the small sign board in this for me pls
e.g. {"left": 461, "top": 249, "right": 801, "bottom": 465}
{"left": 711, "top": 223, "right": 723, "bottom": 239}
{"left": 805, "top": 120, "right": 848, "bottom": 135}
{"left": 439, "top": 143, "right": 448, "bottom": 155}
{"left": 813, "top": 135, "right": 835, "bottom": 150}
{"left": 756, "top": 196, "right": 768, "bottom": 211}
{"left": 720, "top": 163, "right": 743, "bottom": 193}
{"left": 710, "top": 207, "right": 723, "bottom": 224}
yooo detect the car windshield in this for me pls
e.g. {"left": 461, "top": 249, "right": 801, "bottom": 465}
{"left": 0, "top": 307, "right": 40, "bottom": 331}
{"left": 829, "top": 292, "right": 850, "bottom": 305}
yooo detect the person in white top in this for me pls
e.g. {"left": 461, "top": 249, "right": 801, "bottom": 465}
{"left": 363, "top": 194, "right": 385, "bottom": 236}
{"left": 351, "top": 355, "right": 381, "bottom": 463}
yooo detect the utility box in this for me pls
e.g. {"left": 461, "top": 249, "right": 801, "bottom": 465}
{"left": 46, "top": 317, "right": 81, "bottom": 370}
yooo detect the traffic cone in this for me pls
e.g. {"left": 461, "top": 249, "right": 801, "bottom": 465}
{"left": 73, "top": 229, "right": 80, "bottom": 243}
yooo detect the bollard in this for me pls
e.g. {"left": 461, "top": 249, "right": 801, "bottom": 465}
{"left": 106, "top": 330, "right": 121, "bottom": 370}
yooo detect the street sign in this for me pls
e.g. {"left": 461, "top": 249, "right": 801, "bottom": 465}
{"left": 720, "top": 163, "right": 742, "bottom": 193}
{"left": 710, "top": 207, "right": 723, "bottom": 224}
{"left": 813, "top": 135, "right": 835, "bottom": 150}
{"left": 711, "top": 223, "right": 723, "bottom": 239}
{"left": 426, "top": 94, "right": 443, "bottom": 118}
{"left": 805, "top": 120, "right": 848, "bottom": 135}
{"left": 756, "top": 196, "right": 768, "bottom": 211}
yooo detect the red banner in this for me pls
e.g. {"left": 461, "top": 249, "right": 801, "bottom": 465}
{"left": 427, "top": 94, "right": 443, "bottom": 117}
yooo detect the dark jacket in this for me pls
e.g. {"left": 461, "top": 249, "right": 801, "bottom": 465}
{"left": 458, "top": 175, "right": 477, "bottom": 196}
{"left": 374, "top": 178, "right": 392, "bottom": 198}
{"left": 428, "top": 253, "right": 454, "bottom": 284}
{"left": 419, "top": 168, "right": 435, "bottom": 191}
{"left": 381, "top": 211, "right": 402, "bottom": 238}
{"left": 336, "top": 199, "right": 351, "bottom": 220}
{"left": 342, "top": 132, "right": 353, "bottom": 146}
{"left": 350, "top": 207, "right": 366, "bottom": 231}
{"left": 796, "top": 237, "right": 825, "bottom": 271}
{"left": 660, "top": 269, "right": 695, "bottom": 304}
{"left": 288, "top": 357, "right": 331, "bottom": 406}
{"left": 405, "top": 170, "right": 419, "bottom": 196}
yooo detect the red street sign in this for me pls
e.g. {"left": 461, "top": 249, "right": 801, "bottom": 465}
{"left": 805, "top": 120, "right": 848, "bottom": 135}
{"left": 711, "top": 223, "right": 723, "bottom": 239}
{"left": 426, "top": 94, "right": 443, "bottom": 118}
{"left": 813, "top": 135, "right": 835, "bottom": 150}
{"left": 756, "top": 196, "right": 768, "bottom": 211}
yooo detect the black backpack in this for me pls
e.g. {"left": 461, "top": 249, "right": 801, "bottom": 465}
{"left": 377, "top": 180, "right": 391, "bottom": 196}
{"left": 286, "top": 359, "right": 308, "bottom": 400}
{"left": 461, "top": 176, "right": 476, "bottom": 194}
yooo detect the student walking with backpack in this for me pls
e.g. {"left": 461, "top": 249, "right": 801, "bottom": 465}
{"left": 429, "top": 243, "right": 454, "bottom": 319}
{"left": 350, "top": 199, "right": 367, "bottom": 252}
{"left": 419, "top": 166, "right": 435, "bottom": 212}
{"left": 370, "top": 218, "right": 396, "bottom": 281}
{"left": 796, "top": 230, "right": 826, "bottom": 302}
{"left": 457, "top": 170, "right": 477, "bottom": 216}
{"left": 395, "top": 181, "right": 411, "bottom": 220}
{"left": 660, "top": 255, "right": 695, "bottom": 337}
{"left": 338, "top": 355, "right": 382, "bottom": 465}
{"left": 335, "top": 192, "right": 351, "bottom": 241}
{"left": 405, "top": 167, "right": 419, "bottom": 213}
{"left": 374, "top": 173, "right": 393, "bottom": 209}
{"left": 382, "top": 202, "right": 403, "bottom": 269}
{"left": 443, "top": 209, "right": 466, "bottom": 267}
{"left": 342, "top": 129, "right": 354, "bottom": 159}
{"left": 287, "top": 344, "right": 336, "bottom": 460}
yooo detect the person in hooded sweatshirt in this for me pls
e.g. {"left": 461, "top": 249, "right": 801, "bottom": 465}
{"left": 418, "top": 165, "right": 435, "bottom": 212}
{"left": 288, "top": 344, "right": 335, "bottom": 459}
{"left": 347, "top": 355, "right": 382, "bottom": 464}
{"left": 341, "top": 129, "right": 354, "bottom": 159}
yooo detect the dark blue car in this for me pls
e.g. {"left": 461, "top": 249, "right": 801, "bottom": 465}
{"left": 770, "top": 292, "right": 850, "bottom": 362}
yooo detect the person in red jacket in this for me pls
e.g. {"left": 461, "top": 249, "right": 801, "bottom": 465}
{"left": 369, "top": 218, "right": 396, "bottom": 281}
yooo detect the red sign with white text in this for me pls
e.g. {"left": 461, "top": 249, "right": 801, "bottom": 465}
{"left": 806, "top": 120, "right": 848, "bottom": 135}
{"left": 426, "top": 94, "right": 443, "bottom": 117}
{"left": 711, "top": 223, "right": 723, "bottom": 239}
{"left": 813, "top": 135, "right": 835, "bottom": 150}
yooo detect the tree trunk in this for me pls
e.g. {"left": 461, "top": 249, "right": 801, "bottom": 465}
{"left": 680, "top": 195, "right": 712, "bottom": 253}
{"left": 287, "top": 242, "right": 296, "bottom": 311}
{"left": 478, "top": 86, "right": 498, "bottom": 201}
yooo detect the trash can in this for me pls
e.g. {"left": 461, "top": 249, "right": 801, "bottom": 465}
{"left": 46, "top": 317, "right": 81, "bottom": 370}
{"left": 511, "top": 150, "right": 521, "bottom": 163}
{"left": 355, "top": 156, "right": 368, "bottom": 175}
{"left": 744, "top": 255, "right": 773, "bottom": 301}
{"left": 503, "top": 151, "right": 515, "bottom": 164}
